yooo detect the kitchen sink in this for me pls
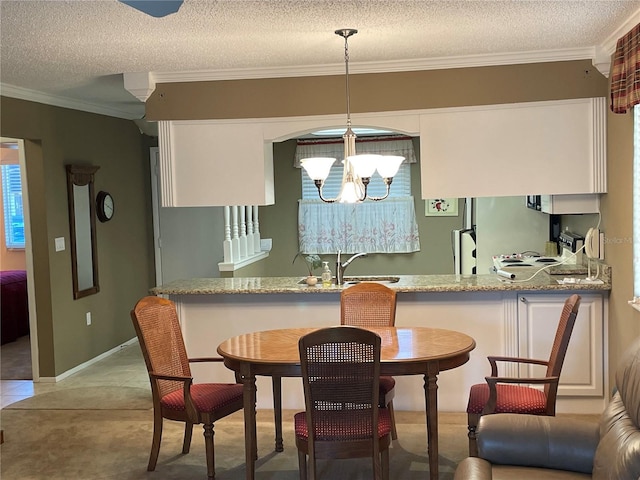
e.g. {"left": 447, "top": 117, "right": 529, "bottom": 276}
{"left": 297, "top": 276, "right": 400, "bottom": 285}
{"left": 343, "top": 276, "right": 400, "bottom": 285}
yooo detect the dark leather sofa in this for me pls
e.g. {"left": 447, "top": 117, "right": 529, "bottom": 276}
{"left": 454, "top": 336, "right": 640, "bottom": 480}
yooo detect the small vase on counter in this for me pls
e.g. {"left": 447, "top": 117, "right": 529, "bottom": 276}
{"left": 305, "top": 275, "right": 318, "bottom": 286}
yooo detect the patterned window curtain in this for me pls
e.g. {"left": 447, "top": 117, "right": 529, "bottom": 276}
{"left": 298, "top": 197, "right": 420, "bottom": 254}
{"left": 611, "top": 23, "right": 640, "bottom": 114}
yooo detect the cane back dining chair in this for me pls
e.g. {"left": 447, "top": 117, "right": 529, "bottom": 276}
{"left": 466, "top": 293, "right": 581, "bottom": 456}
{"left": 340, "top": 282, "right": 398, "bottom": 440}
{"left": 131, "top": 296, "right": 244, "bottom": 479}
{"left": 294, "top": 326, "right": 393, "bottom": 480}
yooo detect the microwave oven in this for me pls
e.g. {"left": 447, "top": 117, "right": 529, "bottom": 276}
{"left": 526, "top": 195, "right": 541, "bottom": 211}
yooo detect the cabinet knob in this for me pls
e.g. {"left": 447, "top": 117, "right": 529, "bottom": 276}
{"left": 520, "top": 297, "right": 527, "bottom": 303}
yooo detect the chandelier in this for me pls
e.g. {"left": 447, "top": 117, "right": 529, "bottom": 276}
{"left": 300, "top": 29, "right": 405, "bottom": 203}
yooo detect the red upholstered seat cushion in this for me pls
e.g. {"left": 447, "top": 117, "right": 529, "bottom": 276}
{"left": 293, "top": 409, "right": 392, "bottom": 441}
{"left": 466, "top": 383, "right": 548, "bottom": 415}
{"left": 161, "top": 383, "right": 243, "bottom": 413}
{"left": 379, "top": 376, "right": 395, "bottom": 394}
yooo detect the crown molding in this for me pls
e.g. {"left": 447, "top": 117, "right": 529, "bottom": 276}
{"left": 151, "top": 47, "right": 597, "bottom": 84}
{"left": 0, "top": 83, "right": 143, "bottom": 120}
{"left": 593, "top": 7, "right": 640, "bottom": 77}
{"left": 121, "top": 47, "right": 596, "bottom": 102}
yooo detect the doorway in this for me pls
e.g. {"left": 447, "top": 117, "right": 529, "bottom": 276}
{"left": 0, "top": 137, "right": 37, "bottom": 382}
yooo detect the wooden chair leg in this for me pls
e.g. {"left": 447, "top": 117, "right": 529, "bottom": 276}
{"left": 182, "top": 421, "right": 193, "bottom": 454}
{"left": 297, "top": 450, "right": 308, "bottom": 480}
{"left": 373, "top": 452, "right": 383, "bottom": 480}
{"left": 203, "top": 422, "right": 215, "bottom": 480}
{"left": 387, "top": 401, "right": 398, "bottom": 440}
{"left": 467, "top": 412, "right": 480, "bottom": 457}
{"left": 382, "top": 448, "right": 390, "bottom": 480}
{"left": 148, "top": 412, "right": 163, "bottom": 471}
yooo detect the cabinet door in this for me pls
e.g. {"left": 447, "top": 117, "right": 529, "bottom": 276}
{"left": 517, "top": 293, "right": 603, "bottom": 396}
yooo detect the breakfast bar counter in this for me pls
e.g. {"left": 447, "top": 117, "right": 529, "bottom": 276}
{"left": 151, "top": 269, "right": 611, "bottom": 296}
{"left": 152, "top": 269, "right": 610, "bottom": 415}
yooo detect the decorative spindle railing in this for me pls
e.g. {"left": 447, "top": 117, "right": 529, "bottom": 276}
{"left": 218, "top": 205, "right": 269, "bottom": 271}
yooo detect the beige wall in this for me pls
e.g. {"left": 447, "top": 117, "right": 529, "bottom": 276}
{"left": 147, "top": 60, "right": 605, "bottom": 120}
{"left": 0, "top": 97, "right": 155, "bottom": 377}
{"left": 603, "top": 109, "right": 640, "bottom": 384}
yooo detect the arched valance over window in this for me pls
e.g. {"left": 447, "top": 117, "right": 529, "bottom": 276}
{"left": 293, "top": 135, "right": 417, "bottom": 167}
{"left": 611, "top": 23, "right": 640, "bottom": 114}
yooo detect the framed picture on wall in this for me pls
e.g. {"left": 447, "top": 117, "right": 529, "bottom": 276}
{"left": 425, "top": 198, "right": 458, "bottom": 216}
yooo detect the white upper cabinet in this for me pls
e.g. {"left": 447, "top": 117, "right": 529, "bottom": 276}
{"left": 419, "top": 98, "right": 607, "bottom": 199}
{"left": 540, "top": 194, "right": 601, "bottom": 214}
{"left": 158, "top": 120, "right": 275, "bottom": 207}
{"left": 157, "top": 98, "right": 606, "bottom": 206}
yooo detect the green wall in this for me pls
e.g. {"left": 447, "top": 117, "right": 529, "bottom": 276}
{"left": 1, "top": 96, "right": 155, "bottom": 377}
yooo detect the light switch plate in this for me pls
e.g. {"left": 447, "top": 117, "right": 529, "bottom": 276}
{"left": 55, "top": 237, "right": 65, "bottom": 252}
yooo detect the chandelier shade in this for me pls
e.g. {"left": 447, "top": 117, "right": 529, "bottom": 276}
{"left": 300, "top": 157, "right": 336, "bottom": 181}
{"left": 299, "top": 29, "right": 405, "bottom": 203}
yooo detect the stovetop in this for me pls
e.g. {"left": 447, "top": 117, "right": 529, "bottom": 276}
{"left": 493, "top": 254, "right": 563, "bottom": 269}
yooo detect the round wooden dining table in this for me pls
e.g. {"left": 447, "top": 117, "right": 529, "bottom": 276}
{"left": 217, "top": 325, "right": 476, "bottom": 480}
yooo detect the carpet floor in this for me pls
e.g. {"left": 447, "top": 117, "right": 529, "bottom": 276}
{"left": 1, "top": 406, "right": 468, "bottom": 479}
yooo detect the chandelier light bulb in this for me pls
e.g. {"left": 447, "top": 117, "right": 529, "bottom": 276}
{"left": 338, "top": 179, "right": 365, "bottom": 203}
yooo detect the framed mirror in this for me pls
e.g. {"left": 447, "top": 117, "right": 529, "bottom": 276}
{"left": 66, "top": 165, "right": 100, "bottom": 299}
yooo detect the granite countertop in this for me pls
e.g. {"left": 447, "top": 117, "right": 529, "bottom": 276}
{"left": 151, "top": 266, "right": 611, "bottom": 295}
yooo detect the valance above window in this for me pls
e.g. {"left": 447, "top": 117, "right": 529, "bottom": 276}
{"left": 611, "top": 23, "right": 640, "bottom": 114}
{"left": 294, "top": 135, "right": 417, "bottom": 167}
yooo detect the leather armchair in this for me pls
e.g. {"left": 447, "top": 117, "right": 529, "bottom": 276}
{"left": 454, "top": 336, "right": 640, "bottom": 480}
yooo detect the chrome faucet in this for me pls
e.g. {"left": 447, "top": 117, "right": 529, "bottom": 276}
{"left": 336, "top": 250, "right": 368, "bottom": 285}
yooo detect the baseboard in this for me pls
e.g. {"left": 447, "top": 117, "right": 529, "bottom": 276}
{"left": 36, "top": 337, "right": 139, "bottom": 383}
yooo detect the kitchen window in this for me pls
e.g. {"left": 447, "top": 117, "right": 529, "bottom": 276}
{"left": 295, "top": 135, "right": 420, "bottom": 254}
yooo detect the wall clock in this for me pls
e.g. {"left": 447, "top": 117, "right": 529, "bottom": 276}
{"left": 96, "top": 191, "right": 114, "bottom": 222}
{"left": 425, "top": 198, "right": 458, "bottom": 216}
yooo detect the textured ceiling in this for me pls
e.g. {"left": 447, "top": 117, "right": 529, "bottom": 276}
{"left": 1, "top": 0, "right": 639, "bottom": 120}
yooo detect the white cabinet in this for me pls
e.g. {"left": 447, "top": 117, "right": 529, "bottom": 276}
{"left": 540, "top": 194, "right": 600, "bottom": 214}
{"left": 158, "top": 120, "right": 275, "bottom": 207}
{"left": 517, "top": 293, "right": 604, "bottom": 397}
{"left": 420, "top": 97, "right": 607, "bottom": 198}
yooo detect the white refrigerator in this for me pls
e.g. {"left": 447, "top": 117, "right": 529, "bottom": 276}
{"left": 454, "top": 196, "right": 552, "bottom": 275}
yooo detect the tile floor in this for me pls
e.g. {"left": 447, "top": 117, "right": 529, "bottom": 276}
{"left": 0, "top": 342, "right": 148, "bottom": 408}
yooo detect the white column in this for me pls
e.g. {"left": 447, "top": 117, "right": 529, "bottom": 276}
{"left": 246, "top": 205, "right": 255, "bottom": 256}
{"left": 239, "top": 205, "right": 248, "bottom": 259}
{"left": 231, "top": 206, "right": 240, "bottom": 262}
{"left": 253, "top": 205, "right": 261, "bottom": 252}
{"left": 223, "top": 206, "right": 233, "bottom": 263}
